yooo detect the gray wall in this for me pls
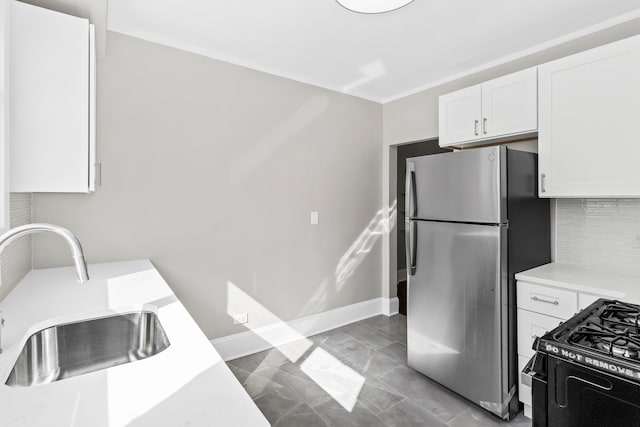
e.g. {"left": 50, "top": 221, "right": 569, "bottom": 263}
{"left": 32, "top": 32, "right": 383, "bottom": 339}
{"left": 0, "top": 193, "right": 33, "bottom": 301}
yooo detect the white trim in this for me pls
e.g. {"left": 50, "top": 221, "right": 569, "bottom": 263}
{"left": 381, "top": 297, "right": 399, "bottom": 316}
{"left": 211, "top": 297, "right": 390, "bottom": 361}
{"left": 380, "top": 9, "right": 640, "bottom": 103}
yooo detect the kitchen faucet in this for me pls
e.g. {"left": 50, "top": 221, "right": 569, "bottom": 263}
{"left": 0, "top": 224, "right": 89, "bottom": 354}
{"left": 0, "top": 223, "right": 89, "bottom": 283}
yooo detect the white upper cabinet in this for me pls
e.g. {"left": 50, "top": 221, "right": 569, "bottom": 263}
{"left": 10, "top": 1, "right": 95, "bottom": 193}
{"left": 538, "top": 35, "right": 640, "bottom": 198}
{"left": 481, "top": 68, "right": 537, "bottom": 140}
{"left": 438, "top": 85, "right": 482, "bottom": 146}
{"left": 439, "top": 68, "right": 537, "bottom": 147}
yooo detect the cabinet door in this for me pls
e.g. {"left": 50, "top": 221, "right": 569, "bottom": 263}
{"left": 538, "top": 35, "right": 640, "bottom": 197}
{"left": 438, "top": 85, "right": 481, "bottom": 147}
{"left": 481, "top": 68, "right": 537, "bottom": 139}
{"left": 10, "top": 2, "right": 94, "bottom": 193}
{"left": 517, "top": 308, "right": 564, "bottom": 359}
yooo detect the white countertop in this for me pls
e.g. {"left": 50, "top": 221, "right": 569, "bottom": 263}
{"left": 515, "top": 262, "right": 640, "bottom": 303}
{"left": 0, "top": 260, "right": 269, "bottom": 427}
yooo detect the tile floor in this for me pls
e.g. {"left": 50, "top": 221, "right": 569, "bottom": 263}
{"left": 227, "top": 314, "right": 532, "bottom": 427}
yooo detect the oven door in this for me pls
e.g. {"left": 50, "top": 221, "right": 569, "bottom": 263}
{"left": 545, "top": 355, "right": 640, "bottom": 427}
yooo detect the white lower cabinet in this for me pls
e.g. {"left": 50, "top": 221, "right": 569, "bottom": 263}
{"left": 516, "top": 280, "right": 614, "bottom": 418}
{"left": 517, "top": 280, "right": 578, "bottom": 319}
{"left": 516, "top": 308, "right": 564, "bottom": 359}
{"left": 578, "top": 293, "right": 602, "bottom": 310}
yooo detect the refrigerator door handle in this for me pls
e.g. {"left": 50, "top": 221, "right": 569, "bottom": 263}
{"left": 409, "top": 170, "right": 418, "bottom": 275}
{"left": 409, "top": 171, "right": 417, "bottom": 218}
{"left": 408, "top": 220, "right": 417, "bottom": 275}
{"left": 405, "top": 163, "right": 418, "bottom": 276}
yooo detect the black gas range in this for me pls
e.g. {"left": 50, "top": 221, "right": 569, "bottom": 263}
{"left": 524, "top": 299, "right": 640, "bottom": 427}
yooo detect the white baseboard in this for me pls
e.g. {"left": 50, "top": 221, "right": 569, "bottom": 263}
{"left": 211, "top": 297, "right": 395, "bottom": 361}
{"left": 382, "top": 297, "right": 399, "bottom": 316}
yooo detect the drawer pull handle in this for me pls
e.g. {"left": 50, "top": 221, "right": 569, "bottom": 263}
{"left": 532, "top": 296, "right": 559, "bottom": 305}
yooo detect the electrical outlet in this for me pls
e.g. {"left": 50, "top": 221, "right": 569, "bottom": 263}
{"left": 310, "top": 211, "right": 319, "bottom": 225}
{"left": 232, "top": 312, "right": 248, "bottom": 325}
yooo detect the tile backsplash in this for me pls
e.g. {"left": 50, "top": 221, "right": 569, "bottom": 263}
{"left": 555, "top": 199, "right": 640, "bottom": 276}
{"left": 0, "top": 193, "right": 33, "bottom": 301}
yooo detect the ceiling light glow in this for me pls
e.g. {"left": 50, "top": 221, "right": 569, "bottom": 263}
{"left": 335, "top": 0, "right": 415, "bottom": 14}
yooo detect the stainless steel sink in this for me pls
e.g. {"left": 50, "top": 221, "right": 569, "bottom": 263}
{"left": 6, "top": 311, "right": 170, "bottom": 387}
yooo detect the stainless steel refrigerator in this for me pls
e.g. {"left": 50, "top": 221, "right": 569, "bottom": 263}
{"left": 405, "top": 146, "right": 550, "bottom": 420}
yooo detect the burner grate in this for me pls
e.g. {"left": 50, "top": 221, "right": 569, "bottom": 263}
{"left": 601, "top": 303, "right": 640, "bottom": 329}
{"left": 567, "top": 308, "right": 640, "bottom": 361}
{"left": 536, "top": 299, "right": 640, "bottom": 383}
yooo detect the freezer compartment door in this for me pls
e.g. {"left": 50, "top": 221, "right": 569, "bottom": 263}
{"left": 407, "top": 220, "right": 510, "bottom": 418}
{"left": 407, "top": 146, "right": 505, "bottom": 224}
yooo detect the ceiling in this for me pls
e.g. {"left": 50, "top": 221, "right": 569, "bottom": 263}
{"left": 107, "top": 0, "right": 640, "bottom": 103}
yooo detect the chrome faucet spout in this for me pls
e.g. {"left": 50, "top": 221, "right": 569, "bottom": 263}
{"left": 0, "top": 223, "right": 89, "bottom": 283}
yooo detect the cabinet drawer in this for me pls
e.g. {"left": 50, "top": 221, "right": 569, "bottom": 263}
{"left": 517, "top": 281, "right": 578, "bottom": 319}
{"left": 518, "top": 355, "right": 531, "bottom": 406}
{"left": 579, "top": 293, "right": 615, "bottom": 310}
{"left": 517, "top": 308, "right": 564, "bottom": 358}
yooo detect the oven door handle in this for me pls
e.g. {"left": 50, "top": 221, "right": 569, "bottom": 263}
{"left": 521, "top": 340, "right": 547, "bottom": 385}
{"left": 521, "top": 354, "right": 538, "bottom": 388}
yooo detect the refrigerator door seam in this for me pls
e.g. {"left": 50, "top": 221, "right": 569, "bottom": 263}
{"left": 409, "top": 218, "right": 509, "bottom": 228}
